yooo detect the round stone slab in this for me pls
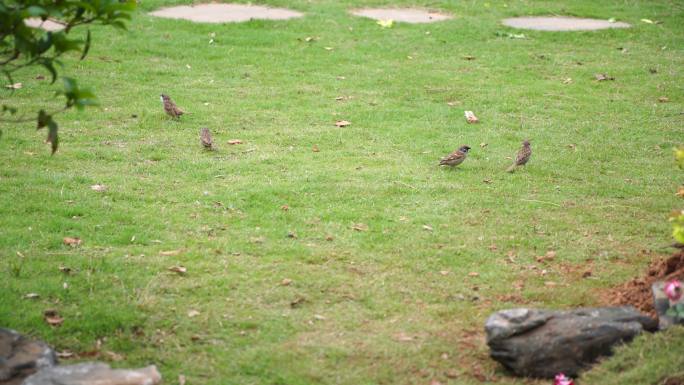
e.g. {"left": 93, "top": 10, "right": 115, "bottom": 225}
{"left": 501, "top": 16, "right": 630, "bottom": 31}
{"left": 149, "top": 3, "right": 304, "bottom": 23}
{"left": 24, "top": 18, "right": 66, "bottom": 31}
{"left": 350, "top": 8, "right": 451, "bottom": 24}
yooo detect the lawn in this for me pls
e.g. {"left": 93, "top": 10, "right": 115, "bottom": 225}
{"left": 1, "top": 0, "right": 683, "bottom": 384}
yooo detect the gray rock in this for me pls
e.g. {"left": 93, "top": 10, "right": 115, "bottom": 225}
{"left": 485, "top": 306, "right": 657, "bottom": 378}
{"left": 0, "top": 328, "right": 57, "bottom": 385}
{"left": 22, "top": 362, "right": 161, "bottom": 385}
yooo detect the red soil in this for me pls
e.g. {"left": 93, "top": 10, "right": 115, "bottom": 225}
{"left": 605, "top": 250, "right": 684, "bottom": 316}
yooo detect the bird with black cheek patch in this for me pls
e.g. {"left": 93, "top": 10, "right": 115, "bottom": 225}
{"left": 439, "top": 145, "right": 471, "bottom": 168}
{"left": 160, "top": 94, "right": 184, "bottom": 119}
{"left": 506, "top": 140, "right": 531, "bottom": 173}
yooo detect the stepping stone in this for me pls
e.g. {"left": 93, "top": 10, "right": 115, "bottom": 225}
{"left": 22, "top": 362, "right": 161, "bottom": 385}
{"left": 149, "top": 3, "right": 303, "bottom": 23}
{"left": 501, "top": 16, "right": 630, "bottom": 31}
{"left": 350, "top": 8, "right": 451, "bottom": 24}
{"left": 0, "top": 328, "right": 57, "bottom": 385}
{"left": 24, "top": 18, "right": 65, "bottom": 32}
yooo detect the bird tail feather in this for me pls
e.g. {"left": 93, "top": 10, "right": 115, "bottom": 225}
{"left": 506, "top": 164, "right": 517, "bottom": 173}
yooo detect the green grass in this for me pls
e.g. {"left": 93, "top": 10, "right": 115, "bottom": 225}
{"left": 1, "top": 0, "right": 683, "bottom": 384}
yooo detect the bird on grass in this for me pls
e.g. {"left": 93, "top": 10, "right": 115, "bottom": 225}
{"left": 160, "top": 94, "right": 184, "bottom": 119}
{"left": 439, "top": 145, "right": 471, "bottom": 168}
{"left": 506, "top": 140, "right": 531, "bottom": 173}
{"left": 200, "top": 128, "right": 214, "bottom": 150}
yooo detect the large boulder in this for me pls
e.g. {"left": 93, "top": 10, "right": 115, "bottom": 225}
{"left": 21, "top": 362, "right": 161, "bottom": 385}
{"left": 0, "top": 328, "right": 57, "bottom": 385}
{"left": 485, "top": 306, "right": 657, "bottom": 378}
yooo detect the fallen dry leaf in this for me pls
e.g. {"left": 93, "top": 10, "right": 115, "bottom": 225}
{"left": 544, "top": 281, "right": 557, "bottom": 287}
{"left": 468, "top": 272, "right": 480, "bottom": 277}
{"left": 313, "top": 314, "right": 326, "bottom": 321}
{"left": 422, "top": 225, "right": 433, "bottom": 231}
{"left": 430, "top": 380, "right": 443, "bottom": 385}
{"left": 168, "top": 266, "right": 187, "bottom": 275}
{"left": 535, "top": 250, "right": 556, "bottom": 263}
{"left": 44, "top": 309, "right": 64, "bottom": 326}
{"left": 56, "top": 350, "right": 74, "bottom": 359}
{"left": 594, "top": 73, "right": 615, "bottom": 81}
{"left": 676, "top": 186, "right": 684, "bottom": 198}
{"left": 178, "top": 375, "right": 186, "bottom": 385}
{"left": 228, "top": 139, "right": 243, "bottom": 145}
{"left": 63, "top": 237, "right": 82, "bottom": 247}
{"left": 5, "top": 82, "right": 22, "bottom": 89}
{"left": 287, "top": 231, "right": 297, "bottom": 239}
{"left": 90, "top": 184, "right": 107, "bottom": 192}
{"left": 351, "top": 223, "right": 368, "bottom": 231}
{"left": 439, "top": 270, "right": 450, "bottom": 276}
{"left": 325, "top": 235, "right": 334, "bottom": 241}
{"left": 462, "top": 55, "right": 476, "bottom": 60}
{"left": 281, "top": 204, "right": 289, "bottom": 211}
{"left": 658, "top": 96, "right": 670, "bottom": 103}
{"left": 36, "top": 75, "right": 45, "bottom": 80}
{"left": 479, "top": 142, "right": 488, "bottom": 148}
{"left": 312, "top": 144, "right": 320, "bottom": 152}
{"left": 445, "top": 369, "right": 459, "bottom": 379}
{"left": 187, "top": 309, "right": 200, "bottom": 318}
{"left": 488, "top": 244, "right": 498, "bottom": 251}
{"left": 563, "top": 78, "right": 573, "bottom": 84}
{"left": 104, "top": 351, "right": 124, "bottom": 361}
{"left": 464, "top": 111, "right": 479, "bottom": 123}
{"left": 483, "top": 178, "right": 492, "bottom": 184}
{"left": 335, "top": 120, "right": 351, "bottom": 127}
{"left": 159, "top": 249, "right": 182, "bottom": 256}
{"left": 393, "top": 332, "right": 415, "bottom": 342}
{"left": 24, "top": 293, "right": 40, "bottom": 299}
{"left": 323, "top": 46, "right": 333, "bottom": 51}
{"left": 281, "top": 278, "right": 293, "bottom": 286}
{"left": 290, "top": 297, "right": 306, "bottom": 308}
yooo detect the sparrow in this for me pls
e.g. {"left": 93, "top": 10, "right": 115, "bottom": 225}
{"left": 200, "top": 127, "right": 214, "bottom": 150}
{"left": 439, "top": 145, "right": 471, "bottom": 167}
{"left": 506, "top": 140, "right": 531, "bottom": 173}
{"left": 160, "top": 94, "right": 184, "bottom": 119}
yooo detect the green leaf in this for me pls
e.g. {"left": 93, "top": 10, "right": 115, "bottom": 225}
{"left": 40, "top": 59, "right": 58, "bottom": 84}
{"left": 62, "top": 77, "right": 76, "bottom": 94}
{"left": 79, "top": 29, "right": 91, "bottom": 60}
{"left": 36, "top": 33, "right": 53, "bottom": 55}
{"left": 37, "top": 109, "right": 49, "bottom": 129}
{"left": 25, "top": 6, "right": 47, "bottom": 17}
{"left": 47, "top": 120, "right": 58, "bottom": 154}
{"left": 2, "top": 105, "right": 18, "bottom": 115}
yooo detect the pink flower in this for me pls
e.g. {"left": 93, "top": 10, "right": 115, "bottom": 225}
{"left": 554, "top": 373, "right": 574, "bottom": 385}
{"left": 665, "top": 280, "right": 683, "bottom": 302}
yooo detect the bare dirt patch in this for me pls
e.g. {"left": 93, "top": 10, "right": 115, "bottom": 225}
{"left": 604, "top": 250, "right": 684, "bottom": 316}
{"left": 149, "top": 3, "right": 304, "bottom": 23}
{"left": 350, "top": 8, "right": 451, "bottom": 24}
{"left": 502, "top": 16, "right": 630, "bottom": 31}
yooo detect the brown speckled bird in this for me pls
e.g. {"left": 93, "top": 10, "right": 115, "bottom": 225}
{"left": 506, "top": 140, "right": 531, "bottom": 172}
{"left": 439, "top": 145, "right": 471, "bottom": 167}
{"left": 160, "top": 94, "right": 183, "bottom": 119}
{"left": 200, "top": 127, "right": 214, "bottom": 150}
